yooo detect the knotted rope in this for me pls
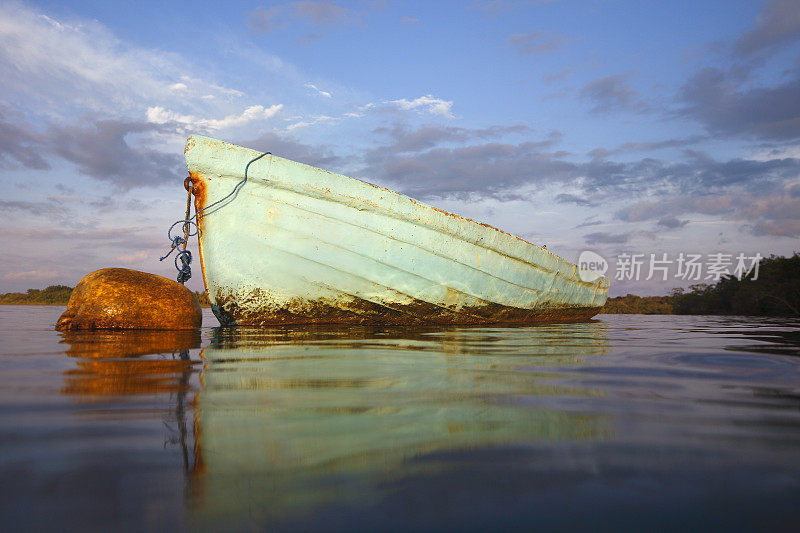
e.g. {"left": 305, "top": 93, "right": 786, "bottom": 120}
{"left": 160, "top": 152, "right": 270, "bottom": 284}
{"left": 160, "top": 177, "right": 197, "bottom": 284}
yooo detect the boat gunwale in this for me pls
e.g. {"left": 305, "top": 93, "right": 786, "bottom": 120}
{"left": 185, "top": 135, "right": 609, "bottom": 294}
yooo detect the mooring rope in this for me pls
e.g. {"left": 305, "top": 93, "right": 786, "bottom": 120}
{"left": 196, "top": 152, "right": 270, "bottom": 217}
{"left": 160, "top": 151, "right": 270, "bottom": 284}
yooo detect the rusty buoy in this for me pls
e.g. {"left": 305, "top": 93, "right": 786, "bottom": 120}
{"left": 55, "top": 268, "right": 202, "bottom": 331}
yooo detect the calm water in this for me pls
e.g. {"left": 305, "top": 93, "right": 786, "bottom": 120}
{"left": 1, "top": 306, "right": 799, "bottom": 531}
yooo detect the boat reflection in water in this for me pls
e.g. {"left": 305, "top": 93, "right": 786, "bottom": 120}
{"left": 189, "top": 323, "right": 611, "bottom": 527}
{"left": 51, "top": 317, "right": 800, "bottom": 529}
{"left": 59, "top": 322, "right": 610, "bottom": 528}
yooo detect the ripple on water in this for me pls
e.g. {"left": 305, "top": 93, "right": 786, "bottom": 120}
{"left": 0, "top": 309, "right": 799, "bottom": 530}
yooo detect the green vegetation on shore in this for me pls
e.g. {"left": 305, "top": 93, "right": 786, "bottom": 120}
{"left": 602, "top": 294, "right": 675, "bottom": 314}
{"left": 604, "top": 253, "right": 799, "bottom": 316}
{"left": 0, "top": 286, "right": 212, "bottom": 307}
{"left": 2, "top": 253, "right": 797, "bottom": 316}
{"left": 0, "top": 285, "right": 74, "bottom": 305}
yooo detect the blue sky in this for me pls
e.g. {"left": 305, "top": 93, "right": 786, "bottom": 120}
{"left": 1, "top": 0, "right": 799, "bottom": 296}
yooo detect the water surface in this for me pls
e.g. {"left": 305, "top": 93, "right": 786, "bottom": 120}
{"left": 1, "top": 306, "right": 799, "bottom": 531}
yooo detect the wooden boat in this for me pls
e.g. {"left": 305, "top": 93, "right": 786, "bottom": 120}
{"left": 184, "top": 135, "right": 609, "bottom": 325}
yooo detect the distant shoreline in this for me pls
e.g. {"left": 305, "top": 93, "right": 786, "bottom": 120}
{"left": 0, "top": 302, "right": 213, "bottom": 308}
{"left": 0, "top": 285, "right": 213, "bottom": 308}
{"left": 2, "top": 253, "right": 797, "bottom": 316}
{"left": 0, "top": 302, "right": 67, "bottom": 306}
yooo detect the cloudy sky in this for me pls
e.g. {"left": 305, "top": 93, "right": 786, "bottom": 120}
{"left": 1, "top": 0, "right": 798, "bottom": 296}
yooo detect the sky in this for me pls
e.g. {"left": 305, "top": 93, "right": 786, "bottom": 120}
{"left": 1, "top": 0, "right": 799, "bottom": 296}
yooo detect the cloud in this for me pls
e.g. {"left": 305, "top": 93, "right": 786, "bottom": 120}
{"left": 0, "top": 5, "right": 156, "bottom": 106}
{"left": 0, "top": 107, "right": 50, "bottom": 170}
{"left": 0, "top": 4, "right": 242, "bottom": 115}
{"left": 734, "top": 0, "right": 800, "bottom": 57}
{"left": 240, "top": 131, "right": 342, "bottom": 169}
{"left": 304, "top": 83, "right": 332, "bottom": 98}
{"left": 580, "top": 73, "right": 646, "bottom": 113}
{"left": 363, "top": 139, "right": 577, "bottom": 198}
{"left": 360, "top": 122, "right": 800, "bottom": 242}
{"left": 657, "top": 216, "right": 689, "bottom": 229}
{"left": 348, "top": 96, "right": 457, "bottom": 119}
{"left": 679, "top": 149, "right": 800, "bottom": 190}
{"left": 582, "top": 150, "right": 799, "bottom": 196}
{"left": 0, "top": 112, "right": 183, "bottom": 188}
{"left": 293, "top": 1, "right": 354, "bottom": 25}
{"left": 285, "top": 114, "right": 337, "bottom": 130}
{"left": 2, "top": 268, "right": 59, "bottom": 281}
{"left": 471, "top": 0, "right": 557, "bottom": 14}
{"left": 248, "top": 6, "right": 286, "bottom": 32}
{"left": 146, "top": 104, "right": 283, "bottom": 131}
{"left": 738, "top": 191, "right": 800, "bottom": 234}
{"left": 545, "top": 67, "right": 573, "bottom": 83}
{"left": 361, "top": 125, "right": 564, "bottom": 199}
{"left": 507, "top": 31, "right": 569, "bottom": 55}
{"left": 248, "top": 1, "right": 358, "bottom": 33}
{"left": 752, "top": 219, "right": 800, "bottom": 237}
{"left": 0, "top": 196, "right": 151, "bottom": 228}
{"left": 0, "top": 227, "right": 163, "bottom": 248}
{"left": 680, "top": 67, "right": 800, "bottom": 140}
{"left": 372, "top": 123, "right": 533, "bottom": 154}
{"left": 114, "top": 250, "right": 151, "bottom": 264}
{"left": 0, "top": 200, "right": 62, "bottom": 217}
{"left": 555, "top": 193, "right": 597, "bottom": 207}
{"left": 46, "top": 119, "right": 182, "bottom": 187}
{"left": 584, "top": 232, "right": 631, "bottom": 245}
{"left": 602, "top": 136, "right": 707, "bottom": 156}
{"left": 574, "top": 218, "right": 604, "bottom": 229}
{"left": 616, "top": 189, "right": 800, "bottom": 238}
{"left": 389, "top": 95, "right": 454, "bottom": 117}
{"left": 616, "top": 196, "right": 735, "bottom": 223}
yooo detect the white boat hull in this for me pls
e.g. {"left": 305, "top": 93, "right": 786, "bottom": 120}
{"left": 184, "top": 135, "right": 609, "bottom": 325}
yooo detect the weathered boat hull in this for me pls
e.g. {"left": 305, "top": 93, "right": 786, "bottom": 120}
{"left": 184, "top": 135, "right": 609, "bottom": 325}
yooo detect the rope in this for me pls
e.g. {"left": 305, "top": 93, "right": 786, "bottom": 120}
{"left": 160, "top": 151, "right": 270, "bottom": 284}
{"left": 196, "top": 151, "right": 270, "bottom": 217}
{"left": 175, "top": 249, "right": 192, "bottom": 284}
{"left": 160, "top": 190, "right": 196, "bottom": 284}
{"left": 175, "top": 184, "right": 194, "bottom": 284}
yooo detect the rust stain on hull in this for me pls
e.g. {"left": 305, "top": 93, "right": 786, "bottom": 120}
{"left": 185, "top": 135, "right": 609, "bottom": 326}
{"left": 189, "top": 171, "right": 211, "bottom": 298}
{"left": 212, "top": 289, "right": 601, "bottom": 326}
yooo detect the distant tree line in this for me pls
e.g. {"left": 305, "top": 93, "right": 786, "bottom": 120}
{"left": 1, "top": 254, "right": 797, "bottom": 316}
{"left": 0, "top": 285, "right": 212, "bottom": 307}
{"left": 0, "top": 285, "right": 74, "bottom": 305}
{"left": 194, "top": 291, "right": 211, "bottom": 306}
{"left": 604, "top": 253, "right": 799, "bottom": 316}
{"left": 601, "top": 294, "right": 675, "bottom": 314}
